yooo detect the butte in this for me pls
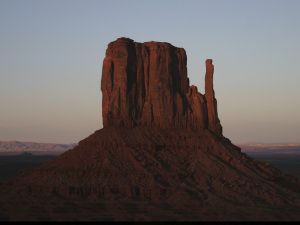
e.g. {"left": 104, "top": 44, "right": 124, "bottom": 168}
{"left": 0, "top": 38, "right": 300, "bottom": 221}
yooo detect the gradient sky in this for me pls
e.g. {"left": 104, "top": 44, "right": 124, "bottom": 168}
{"left": 0, "top": 0, "right": 300, "bottom": 144}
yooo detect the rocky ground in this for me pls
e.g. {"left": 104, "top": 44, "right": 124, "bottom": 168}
{"left": 0, "top": 128, "right": 300, "bottom": 221}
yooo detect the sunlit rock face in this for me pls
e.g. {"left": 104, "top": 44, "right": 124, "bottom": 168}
{"left": 101, "top": 38, "right": 221, "bottom": 135}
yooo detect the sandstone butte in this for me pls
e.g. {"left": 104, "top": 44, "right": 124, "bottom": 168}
{"left": 0, "top": 38, "right": 300, "bottom": 221}
{"left": 101, "top": 38, "right": 222, "bottom": 134}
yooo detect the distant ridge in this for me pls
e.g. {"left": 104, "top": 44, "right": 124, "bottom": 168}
{"left": 240, "top": 144, "right": 300, "bottom": 153}
{"left": 0, "top": 141, "right": 76, "bottom": 155}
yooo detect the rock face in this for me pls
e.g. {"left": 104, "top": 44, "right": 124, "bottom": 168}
{"left": 101, "top": 38, "right": 219, "bottom": 133}
{"left": 205, "top": 59, "right": 222, "bottom": 135}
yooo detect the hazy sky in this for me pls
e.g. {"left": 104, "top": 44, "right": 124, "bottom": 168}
{"left": 0, "top": 0, "right": 300, "bottom": 144}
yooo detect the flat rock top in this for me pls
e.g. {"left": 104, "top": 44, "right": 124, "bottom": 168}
{"left": 111, "top": 37, "right": 180, "bottom": 47}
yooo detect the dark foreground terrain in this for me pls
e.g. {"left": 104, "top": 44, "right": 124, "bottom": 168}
{"left": 247, "top": 153, "right": 300, "bottom": 179}
{"left": 1, "top": 150, "right": 299, "bottom": 182}
{"left": 0, "top": 153, "right": 56, "bottom": 182}
{"left": 242, "top": 144, "right": 300, "bottom": 179}
{"left": 0, "top": 128, "right": 300, "bottom": 221}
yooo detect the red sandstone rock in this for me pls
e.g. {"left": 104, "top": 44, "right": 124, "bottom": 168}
{"left": 101, "top": 38, "right": 218, "bottom": 132}
{"left": 186, "top": 85, "right": 208, "bottom": 129}
{"left": 3, "top": 127, "right": 300, "bottom": 221}
{"left": 205, "top": 59, "right": 223, "bottom": 135}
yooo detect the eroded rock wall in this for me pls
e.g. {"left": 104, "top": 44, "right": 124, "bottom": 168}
{"left": 101, "top": 38, "right": 221, "bottom": 135}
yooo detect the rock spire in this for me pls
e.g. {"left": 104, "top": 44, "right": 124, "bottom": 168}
{"left": 205, "top": 59, "right": 222, "bottom": 135}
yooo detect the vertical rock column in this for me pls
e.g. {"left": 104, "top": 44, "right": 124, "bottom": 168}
{"left": 205, "top": 59, "right": 223, "bottom": 135}
{"left": 101, "top": 38, "right": 136, "bottom": 127}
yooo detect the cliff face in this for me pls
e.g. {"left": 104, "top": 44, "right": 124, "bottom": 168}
{"left": 101, "top": 38, "right": 220, "bottom": 134}
{"left": 205, "top": 59, "right": 222, "bottom": 135}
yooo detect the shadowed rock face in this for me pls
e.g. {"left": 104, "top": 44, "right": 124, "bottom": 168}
{"left": 101, "top": 38, "right": 219, "bottom": 134}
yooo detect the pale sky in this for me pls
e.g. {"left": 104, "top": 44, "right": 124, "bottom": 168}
{"left": 0, "top": 0, "right": 300, "bottom": 144}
